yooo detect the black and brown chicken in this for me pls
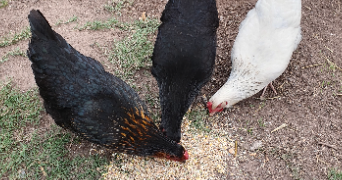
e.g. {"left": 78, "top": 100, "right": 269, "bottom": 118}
{"left": 27, "top": 9, "right": 188, "bottom": 162}
{"left": 151, "top": 0, "right": 219, "bottom": 143}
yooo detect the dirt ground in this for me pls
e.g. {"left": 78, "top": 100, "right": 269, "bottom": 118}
{"left": 1, "top": 0, "right": 341, "bottom": 179}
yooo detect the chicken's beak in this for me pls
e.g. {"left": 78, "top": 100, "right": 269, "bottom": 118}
{"left": 208, "top": 102, "right": 224, "bottom": 116}
{"left": 209, "top": 111, "right": 216, "bottom": 116}
{"left": 209, "top": 108, "right": 223, "bottom": 116}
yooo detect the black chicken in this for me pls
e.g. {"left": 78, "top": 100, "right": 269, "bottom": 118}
{"left": 27, "top": 9, "right": 188, "bottom": 162}
{"left": 151, "top": 0, "right": 219, "bottom": 142}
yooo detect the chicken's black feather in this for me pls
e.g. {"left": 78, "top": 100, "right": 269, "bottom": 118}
{"left": 27, "top": 9, "right": 188, "bottom": 161}
{"left": 151, "top": 0, "right": 219, "bottom": 142}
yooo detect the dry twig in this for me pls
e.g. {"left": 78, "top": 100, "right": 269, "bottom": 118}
{"left": 301, "top": 63, "right": 321, "bottom": 69}
{"left": 234, "top": 141, "right": 238, "bottom": 157}
{"left": 271, "top": 123, "right": 287, "bottom": 133}
{"left": 256, "top": 96, "right": 281, "bottom": 100}
{"left": 317, "top": 142, "right": 340, "bottom": 151}
{"left": 321, "top": 53, "right": 342, "bottom": 72}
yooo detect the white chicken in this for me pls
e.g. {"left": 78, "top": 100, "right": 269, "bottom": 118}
{"left": 207, "top": 0, "right": 302, "bottom": 116}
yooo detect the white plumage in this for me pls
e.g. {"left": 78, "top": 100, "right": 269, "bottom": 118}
{"left": 207, "top": 0, "right": 302, "bottom": 115}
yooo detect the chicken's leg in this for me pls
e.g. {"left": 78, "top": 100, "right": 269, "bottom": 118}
{"left": 260, "top": 81, "right": 277, "bottom": 98}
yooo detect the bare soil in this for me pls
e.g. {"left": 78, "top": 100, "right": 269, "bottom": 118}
{"left": 0, "top": 0, "right": 341, "bottom": 179}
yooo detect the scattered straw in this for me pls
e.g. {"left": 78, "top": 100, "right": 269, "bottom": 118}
{"left": 104, "top": 116, "right": 233, "bottom": 179}
{"left": 317, "top": 142, "right": 341, "bottom": 151}
{"left": 271, "top": 123, "right": 287, "bottom": 133}
{"left": 255, "top": 96, "right": 281, "bottom": 100}
{"left": 39, "top": 166, "right": 47, "bottom": 177}
{"left": 321, "top": 53, "right": 342, "bottom": 72}
{"left": 301, "top": 63, "right": 322, "bottom": 69}
{"left": 234, "top": 141, "right": 238, "bottom": 157}
{"left": 139, "top": 12, "right": 147, "bottom": 21}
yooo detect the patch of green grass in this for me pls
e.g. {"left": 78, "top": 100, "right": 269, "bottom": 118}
{"left": 76, "top": 18, "right": 120, "bottom": 30}
{"left": 0, "top": 82, "right": 41, "bottom": 128}
{"left": 329, "top": 63, "right": 336, "bottom": 71}
{"left": 244, "top": 121, "right": 253, "bottom": 135}
{"left": 289, "top": 165, "right": 301, "bottom": 180}
{"left": 76, "top": 16, "right": 159, "bottom": 79}
{"left": 55, "top": 15, "right": 78, "bottom": 26}
{"left": 0, "top": 27, "right": 31, "bottom": 47}
{"left": 1, "top": 47, "right": 26, "bottom": 63}
{"left": 146, "top": 94, "right": 155, "bottom": 108}
{"left": 186, "top": 109, "right": 211, "bottom": 133}
{"left": 247, "top": 128, "right": 253, "bottom": 135}
{"left": 329, "top": 169, "right": 342, "bottom": 180}
{"left": 0, "top": 83, "right": 109, "bottom": 179}
{"left": 108, "top": 18, "right": 160, "bottom": 78}
{"left": 260, "top": 102, "right": 266, "bottom": 108}
{"left": 104, "top": 0, "right": 134, "bottom": 16}
{"left": 322, "top": 81, "right": 326, "bottom": 88}
{"left": 0, "top": 0, "right": 8, "bottom": 8}
{"left": 258, "top": 118, "right": 265, "bottom": 127}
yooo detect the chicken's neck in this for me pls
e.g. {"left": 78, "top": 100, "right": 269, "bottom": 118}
{"left": 212, "top": 69, "right": 268, "bottom": 108}
{"left": 158, "top": 81, "right": 201, "bottom": 139}
{"left": 160, "top": 90, "right": 192, "bottom": 123}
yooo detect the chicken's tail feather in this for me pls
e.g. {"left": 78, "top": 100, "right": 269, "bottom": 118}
{"left": 28, "top": 9, "right": 56, "bottom": 41}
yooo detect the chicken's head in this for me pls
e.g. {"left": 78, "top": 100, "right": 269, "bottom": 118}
{"left": 207, "top": 101, "right": 227, "bottom": 116}
{"left": 154, "top": 146, "right": 189, "bottom": 162}
{"left": 166, "top": 150, "right": 189, "bottom": 162}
